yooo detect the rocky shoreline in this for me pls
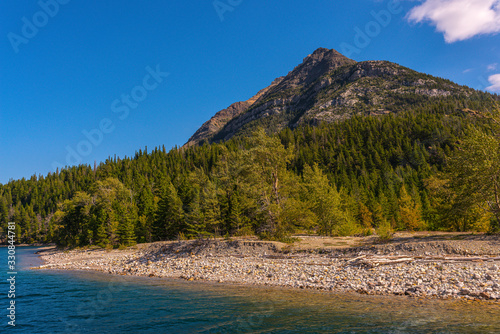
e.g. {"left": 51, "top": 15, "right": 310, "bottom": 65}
{"left": 35, "top": 234, "right": 500, "bottom": 301}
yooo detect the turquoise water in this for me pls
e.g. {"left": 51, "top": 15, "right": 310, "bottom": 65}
{"left": 1, "top": 247, "right": 499, "bottom": 333}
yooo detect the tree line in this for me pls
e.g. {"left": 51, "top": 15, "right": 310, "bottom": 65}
{"left": 1, "top": 96, "right": 499, "bottom": 247}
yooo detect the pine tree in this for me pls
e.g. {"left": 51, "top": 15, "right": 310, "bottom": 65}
{"left": 200, "top": 179, "right": 221, "bottom": 236}
{"left": 302, "top": 164, "right": 356, "bottom": 236}
{"left": 357, "top": 202, "right": 373, "bottom": 229}
{"left": 446, "top": 111, "right": 500, "bottom": 230}
{"left": 0, "top": 197, "right": 8, "bottom": 223}
{"left": 185, "top": 186, "right": 204, "bottom": 238}
{"left": 54, "top": 191, "right": 93, "bottom": 247}
{"left": 227, "top": 190, "right": 250, "bottom": 235}
{"left": 371, "top": 203, "right": 385, "bottom": 228}
{"left": 155, "top": 178, "right": 185, "bottom": 240}
{"left": 242, "top": 129, "right": 301, "bottom": 239}
{"left": 95, "top": 223, "right": 109, "bottom": 247}
{"left": 3, "top": 95, "right": 499, "bottom": 244}
{"left": 398, "top": 185, "right": 423, "bottom": 231}
{"left": 118, "top": 216, "right": 136, "bottom": 246}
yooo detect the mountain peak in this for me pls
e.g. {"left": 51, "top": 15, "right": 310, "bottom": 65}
{"left": 279, "top": 48, "right": 356, "bottom": 89}
{"left": 186, "top": 48, "right": 357, "bottom": 146}
{"left": 187, "top": 48, "right": 476, "bottom": 146}
{"left": 304, "top": 47, "right": 353, "bottom": 64}
{"left": 309, "top": 47, "right": 346, "bottom": 59}
{"left": 312, "top": 47, "right": 330, "bottom": 54}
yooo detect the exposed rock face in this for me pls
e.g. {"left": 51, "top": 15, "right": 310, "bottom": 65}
{"left": 184, "top": 101, "right": 251, "bottom": 147}
{"left": 184, "top": 77, "right": 284, "bottom": 147}
{"left": 272, "top": 47, "right": 357, "bottom": 90}
{"left": 186, "top": 48, "right": 474, "bottom": 145}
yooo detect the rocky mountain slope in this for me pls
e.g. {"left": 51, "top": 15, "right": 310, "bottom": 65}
{"left": 186, "top": 47, "right": 475, "bottom": 146}
{"left": 184, "top": 77, "right": 284, "bottom": 147}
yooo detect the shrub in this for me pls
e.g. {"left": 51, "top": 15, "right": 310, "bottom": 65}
{"left": 376, "top": 219, "right": 394, "bottom": 241}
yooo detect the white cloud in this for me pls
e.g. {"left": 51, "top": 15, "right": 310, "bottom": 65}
{"left": 487, "top": 63, "right": 498, "bottom": 71}
{"left": 486, "top": 73, "right": 500, "bottom": 92}
{"left": 407, "top": 0, "right": 500, "bottom": 43}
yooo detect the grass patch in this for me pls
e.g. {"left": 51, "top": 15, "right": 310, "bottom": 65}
{"left": 323, "top": 241, "right": 348, "bottom": 247}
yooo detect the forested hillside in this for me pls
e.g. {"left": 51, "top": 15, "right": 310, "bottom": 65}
{"left": 1, "top": 94, "right": 499, "bottom": 246}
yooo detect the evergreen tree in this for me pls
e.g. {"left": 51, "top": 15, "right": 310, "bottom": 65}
{"left": 53, "top": 191, "right": 93, "bottom": 247}
{"left": 357, "top": 202, "right": 373, "bottom": 229}
{"left": 301, "top": 164, "right": 356, "bottom": 236}
{"left": 2, "top": 96, "right": 499, "bottom": 245}
{"left": 397, "top": 185, "right": 423, "bottom": 231}
{"left": 0, "top": 197, "right": 8, "bottom": 223}
{"left": 185, "top": 185, "right": 204, "bottom": 237}
{"left": 371, "top": 203, "right": 385, "bottom": 228}
{"left": 118, "top": 216, "right": 136, "bottom": 246}
{"left": 242, "top": 129, "right": 306, "bottom": 239}
{"left": 446, "top": 111, "right": 500, "bottom": 230}
{"left": 154, "top": 177, "right": 185, "bottom": 240}
{"left": 200, "top": 178, "right": 221, "bottom": 236}
{"left": 95, "top": 223, "right": 109, "bottom": 248}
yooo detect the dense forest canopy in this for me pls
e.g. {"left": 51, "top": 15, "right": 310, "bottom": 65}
{"left": 1, "top": 94, "right": 499, "bottom": 246}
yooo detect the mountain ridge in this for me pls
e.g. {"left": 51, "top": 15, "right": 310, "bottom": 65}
{"left": 186, "top": 48, "right": 476, "bottom": 146}
{"left": 184, "top": 77, "right": 284, "bottom": 147}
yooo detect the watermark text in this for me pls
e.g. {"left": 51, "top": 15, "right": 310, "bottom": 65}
{"left": 6, "top": 222, "right": 16, "bottom": 327}
{"left": 213, "top": 0, "right": 243, "bottom": 22}
{"left": 339, "top": 0, "right": 403, "bottom": 58}
{"left": 51, "top": 64, "right": 169, "bottom": 171}
{"left": 8, "top": 0, "right": 71, "bottom": 53}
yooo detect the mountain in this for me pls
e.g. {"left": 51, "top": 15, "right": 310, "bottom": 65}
{"left": 184, "top": 77, "right": 284, "bottom": 147}
{"left": 2, "top": 48, "right": 499, "bottom": 245}
{"left": 186, "top": 47, "right": 475, "bottom": 145}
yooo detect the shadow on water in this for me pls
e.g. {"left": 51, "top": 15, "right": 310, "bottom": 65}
{"left": 1, "top": 247, "right": 499, "bottom": 333}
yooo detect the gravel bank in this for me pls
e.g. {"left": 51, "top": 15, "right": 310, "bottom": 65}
{"left": 35, "top": 235, "right": 500, "bottom": 301}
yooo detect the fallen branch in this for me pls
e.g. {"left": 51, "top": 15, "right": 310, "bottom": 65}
{"left": 347, "top": 255, "right": 500, "bottom": 268}
{"left": 346, "top": 255, "right": 366, "bottom": 263}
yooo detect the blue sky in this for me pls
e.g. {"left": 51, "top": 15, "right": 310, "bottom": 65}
{"left": 1, "top": 0, "right": 500, "bottom": 184}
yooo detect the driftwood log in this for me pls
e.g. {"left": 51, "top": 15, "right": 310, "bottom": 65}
{"left": 346, "top": 255, "right": 500, "bottom": 268}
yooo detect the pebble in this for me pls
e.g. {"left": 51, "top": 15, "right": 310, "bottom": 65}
{"left": 36, "top": 242, "right": 500, "bottom": 302}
